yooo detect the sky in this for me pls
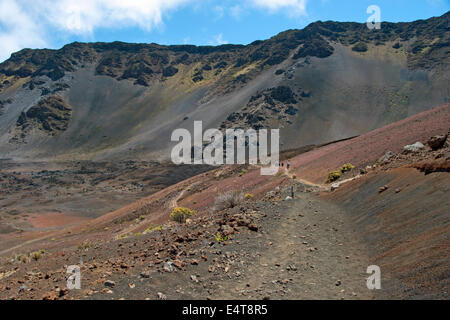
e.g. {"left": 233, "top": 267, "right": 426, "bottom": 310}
{"left": 0, "top": 0, "right": 448, "bottom": 62}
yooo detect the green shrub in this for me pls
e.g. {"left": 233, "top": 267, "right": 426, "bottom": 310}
{"left": 340, "top": 163, "right": 355, "bottom": 173}
{"left": 326, "top": 163, "right": 355, "bottom": 183}
{"left": 214, "top": 232, "right": 228, "bottom": 243}
{"left": 31, "top": 251, "right": 42, "bottom": 261}
{"left": 170, "top": 207, "right": 196, "bottom": 223}
{"left": 327, "top": 170, "right": 342, "bottom": 183}
{"left": 244, "top": 193, "right": 254, "bottom": 200}
{"left": 238, "top": 169, "right": 248, "bottom": 177}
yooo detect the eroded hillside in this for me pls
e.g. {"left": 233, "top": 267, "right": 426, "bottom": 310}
{"left": 0, "top": 13, "right": 448, "bottom": 160}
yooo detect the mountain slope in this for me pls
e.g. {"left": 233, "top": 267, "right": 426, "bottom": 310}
{"left": 0, "top": 12, "right": 448, "bottom": 160}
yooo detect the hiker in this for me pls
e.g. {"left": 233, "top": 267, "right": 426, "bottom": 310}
{"left": 287, "top": 161, "right": 291, "bottom": 170}
{"left": 281, "top": 162, "right": 284, "bottom": 167}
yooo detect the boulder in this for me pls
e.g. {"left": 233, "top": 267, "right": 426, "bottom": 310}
{"left": 403, "top": 142, "right": 424, "bottom": 153}
{"left": 172, "top": 259, "right": 185, "bottom": 270}
{"left": 330, "top": 183, "right": 340, "bottom": 191}
{"left": 157, "top": 292, "right": 167, "bottom": 300}
{"left": 427, "top": 135, "right": 447, "bottom": 150}
{"left": 219, "top": 224, "right": 235, "bottom": 236}
{"left": 378, "top": 151, "right": 393, "bottom": 164}
{"left": 163, "top": 262, "right": 175, "bottom": 273}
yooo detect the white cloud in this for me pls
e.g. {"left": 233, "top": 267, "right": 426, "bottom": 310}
{"left": 0, "top": 0, "right": 191, "bottom": 62}
{"left": 0, "top": 0, "right": 309, "bottom": 63}
{"left": 36, "top": 0, "right": 192, "bottom": 33}
{"left": 230, "top": 5, "right": 243, "bottom": 20}
{"left": 214, "top": 5, "right": 225, "bottom": 21}
{"left": 251, "top": 0, "right": 307, "bottom": 15}
{"left": 209, "top": 33, "right": 228, "bottom": 45}
{"left": 0, "top": 0, "right": 47, "bottom": 62}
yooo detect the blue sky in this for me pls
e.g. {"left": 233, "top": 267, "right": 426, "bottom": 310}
{"left": 0, "top": 0, "right": 449, "bottom": 62}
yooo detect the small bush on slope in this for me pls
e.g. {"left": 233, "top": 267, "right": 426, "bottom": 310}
{"left": 214, "top": 191, "right": 244, "bottom": 212}
{"left": 170, "top": 207, "right": 196, "bottom": 223}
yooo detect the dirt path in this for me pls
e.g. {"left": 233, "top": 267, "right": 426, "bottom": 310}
{"left": 92, "top": 186, "right": 377, "bottom": 300}
{"left": 208, "top": 191, "right": 375, "bottom": 299}
{"left": 283, "top": 167, "right": 327, "bottom": 190}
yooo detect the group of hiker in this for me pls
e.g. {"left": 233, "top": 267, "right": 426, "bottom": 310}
{"left": 280, "top": 160, "right": 291, "bottom": 170}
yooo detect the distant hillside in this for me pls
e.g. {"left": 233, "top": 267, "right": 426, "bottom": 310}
{"left": 0, "top": 12, "right": 448, "bottom": 160}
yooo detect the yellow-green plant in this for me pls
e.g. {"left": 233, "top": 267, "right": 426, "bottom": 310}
{"left": 31, "top": 251, "right": 42, "bottom": 261}
{"left": 327, "top": 163, "right": 355, "bottom": 183}
{"left": 244, "top": 193, "right": 254, "bottom": 200}
{"left": 327, "top": 170, "right": 342, "bottom": 183}
{"left": 170, "top": 207, "right": 196, "bottom": 223}
{"left": 238, "top": 169, "right": 248, "bottom": 177}
{"left": 214, "top": 232, "right": 228, "bottom": 243}
{"left": 340, "top": 163, "right": 355, "bottom": 173}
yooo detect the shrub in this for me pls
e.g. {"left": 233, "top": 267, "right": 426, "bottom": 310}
{"left": 238, "top": 169, "right": 248, "bottom": 177}
{"left": 31, "top": 251, "right": 42, "bottom": 261}
{"left": 352, "top": 42, "right": 368, "bottom": 52}
{"left": 170, "top": 207, "right": 196, "bottom": 223}
{"left": 244, "top": 193, "right": 254, "bottom": 200}
{"left": 340, "top": 163, "right": 355, "bottom": 173}
{"left": 214, "top": 191, "right": 243, "bottom": 211}
{"left": 326, "top": 163, "right": 355, "bottom": 183}
{"left": 144, "top": 223, "right": 165, "bottom": 234}
{"left": 214, "top": 232, "right": 228, "bottom": 243}
{"left": 327, "top": 170, "right": 342, "bottom": 183}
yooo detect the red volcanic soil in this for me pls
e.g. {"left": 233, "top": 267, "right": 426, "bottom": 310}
{"left": 28, "top": 213, "right": 90, "bottom": 230}
{"left": 288, "top": 103, "right": 450, "bottom": 184}
{"left": 322, "top": 167, "right": 450, "bottom": 299}
{"left": 0, "top": 164, "right": 287, "bottom": 255}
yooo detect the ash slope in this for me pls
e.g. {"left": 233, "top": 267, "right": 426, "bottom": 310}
{"left": 0, "top": 13, "right": 449, "bottom": 160}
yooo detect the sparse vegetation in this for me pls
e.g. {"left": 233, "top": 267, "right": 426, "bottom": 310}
{"left": 31, "top": 251, "right": 42, "bottom": 261}
{"left": 326, "top": 163, "right": 355, "bottom": 183}
{"left": 15, "top": 249, "right": 46, "bottom": 264}
{"left": 238, "top": 169, "right": 248, "bottom": 177}
{"left": 214, "top": 191, "right": 244, "bottom": 211}
{"left": 135, "top": 215, "right": 146, "bottom": 223}
{"left": 78, "top": 242, "right": 90, "bottom": 250}
{"left": 352, "top": 42, "right": 368, "bottom": 52}
{"left": 340, "top": 163, "right": 355, "bottom": 173}
{"left": 327, "top": 170, "right": 342, "bottom": 183}
{"left": 244, "top": 193, "right": 255, "bottom": 200}
{"left": 170, "top": 207, "right": 196, "bottom": 223}
{"left": 214, "top": 232, "right": 228, "bottom": 243}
